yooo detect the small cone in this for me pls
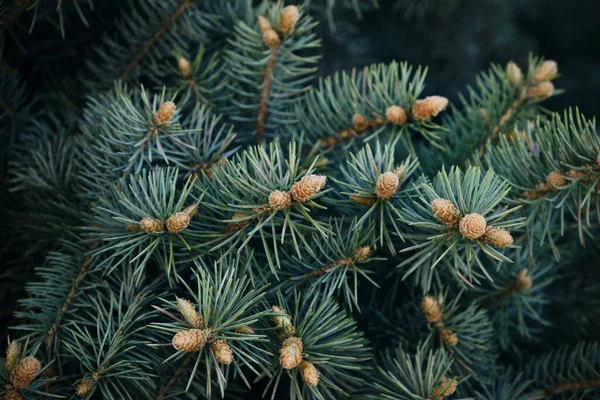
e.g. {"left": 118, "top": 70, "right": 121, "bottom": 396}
{"left": 10, "top": 356, "right": 41, "bottom": 389}
{"left": 172, "top": 329, "right": 210, "bottom": 352}
{"left": 279, "top": 5, "right": 299, "bottom": 35}
{"left": 211, "top": 340, "right": 233, "bottom": 364}
{"left": 374, "top": 172, "right": 400, "bottom": 200}
{"left": 546, "top": 171, "right": 566, "bottom": 188}
{"left": 140, "top": 217, "right": 164, "bottom": 233}
{"left": 234, "top": 325, "right": 255, "bottom": 335}
{"left": 298, "top": 360, "right": 319, "bottom": 387}
{"left": 279, "top": 337, "right": 303, "bottom": 369}
{"left": 349, "top": 195, "right": 376, "bottom": 206}
{"left": 385, "top": 105, "right": 408, "bottom": 125}
{"left": 353, "top": 246, "right": 371, "bottom": 263}
{"left": 2, "top": 390, "right": 22, "bottom": 400}
{"left": 290, "top": 175, "right": 326, "bottom": 202}
{"left": 258, "top": 15, "right": 272, "bottom": 33}
{"left": 178, "top": 57, "right": 191, "bottom": 79}
{"left": 5, "top": 340, "right": 20, "bottom": 371}
{"left": 166, "top": 212, "right": 190, "bottom": 234}
{"left": 411, "top": 96, "right": 449, "bottom": 121}
{"left": 263, "top": 29, "right": 280, "bottom": 49}
{"left": 421, "top": 296, "right": 442, "bottom": 325}
{"left": 269, "top": 190, "right": 292, "bottom": 210}
{"left": 272, "top": 306, "right": 295, "bottom": 337}
{"left": 352, "top": 113, "right": 369, "bottom": 132}
{"left": 533, "top": 60, "right": 558, "bottom": 82}
{"left": 506, "top": 61, "right": 523, "bottom": 86}
{"left": 176, "top": 297, "right": 203, "bottom": 328}
{"left": 76, "top": 378, "right": 95, "bottom": 396}
{"left": 439, "top": 328, "right": 458, "bottom": 346}
{"left": 515, "top": 269, "right": 532, "bottom": 292}
{"left": 430, "top": 376, "right": 457, "bottom": 400}
{"left": 482, "top": 226, "right": 513, "bottom": 248}
{"left": 432, "top": 199, "right": 462, "bottom": 227}
{"left": 154, "top": 101, "right": 176, "bottom": 125}
{"left": 459, "top": 213, "right": 487, "bottom": 240}
{"left": 527, "top": 81, "right": 554, "bottom": 100}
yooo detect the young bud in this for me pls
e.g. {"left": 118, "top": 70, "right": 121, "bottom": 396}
{"left": 10, "top": 356, "right": 41, "bottom": 389}
{"left": 298, "top": 360, "right": 319, "bottom": 387}
{"left": 258, "top": 15, "right": 272, "bottom": 33}
{"left": 182, "top": 204, "right": 198, "bottom": 218}
{"left": 349, "top": 195, "right": 376, "bottom": 206}
{"left": 272, "top": 306, "right": 295, "bottom": 337}
{"left": 546, "top": 170, "right": 566, "bottom": 188}
{"left": 431, "top": 198, "right": 462, "bottom": 227}
{"left": 393, "top": 165, "right": 407, "bottom": 182}
{"left": 76, "top": 378, "right": 96, "bottom": 397}
{"left": 385, "top": 105, "right": 408, "bottom": 125}
{"left": 2, "top": 390, "right": 22, "bottom": 400}
{"left": 5, "top": 340, "right": 20, "bottom": 371}
{"left": 459, "top": 213, "right": 487, "bottom": 240}
{"left": 172, "top": 329, "right": 210, "bottom": 352}
{"left": 166, "top": 212, "right": 190, "bottom": 233}
{"left": 374, "top": 172, "right": 400, "bottom": 200}
{"left": 421, "top": 296, "right": 442, "bottom": 325}
{"left": 482, "top": 226, "right": 513, "bottom": 248}
{"left": 515, "top": 269, "right": 533, "bottom": 292}
{"left": 177, "top": 297, "right": 203, "bottom": 328}
{"left": 533, "top": 60, "right": 558, "bottom": 82}
{"left": 430, "top": 376, "right": 457, "bottom": 400}
{"left": 279, "top": 5, "right": 299, "bottom": 35}
{"left": 140, "top": 217, "right": 164, "bottom": 233}
{"left": 353, "top": 246, "right": 371, "bottom": 263}
{"left": 279, "top": 337, "right": 303, "bottom": 369}
{"left": 234, "top": 325, "right": 255, "bottom": 335}
{"left": 153, "top": 101, "right": 176, "bottom": 125}
{"left": 505, "top": 61, "right": 523, "bottom": 86}
{"left": 352, "top": 113, "right": 369, "bottom": 132}
{"left": 269, "top": 190, "right": 292, "bottom": 210}
{"left": 263, "top": 29, "right": 281, "bottom": 49}
{"left": 290, "top": 175, "right": 327, "bottom": 202}
{"left": 230, "top": 213, "right": 251, "bottom": 231}
{"left": 527, "top": 81, "right": 554, "bottom": 100}
{"left": 439, "top": 328, "right": 458, "bottom": 346}
{"left": 178, "top": 57, "right": 191, "bottom": 79}
{"left": 411, "top": 96, "right": 449, "bottom": 121}
{"left": 211, "top": 340, "right": 233, "bottom": 364}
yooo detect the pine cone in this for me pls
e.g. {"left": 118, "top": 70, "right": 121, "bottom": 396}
{"left": 482, "top": 226, "right": 513, "bottom": 248}
{"left": 533, "top": 60, "right": 558, "bottom": 82}
{"left": 506, "top": 61, "right": 523, "bottom": 86}
{"left": 298, "top": 360, "right": 319, "bottom": 387}
{"left": 421, "top": 296, "right": 442, "bottom": 325}
{"left": 76, "top": 378, "right": 95, "bottom": 397}
{"left": 430, "top": 376, "right": 457, "bottom": 400}
{"left": 178, "top": 57, "right": 191, "bottom": 79}
{"left": 140, "top": 217, "right": 164, "bottom": 233}
{"left": 172, "top": 329, "right": 210, "bottom": 352}
{"left": 5, "top": 340, "right": 20, "bottom": 371}
{"left": 154, "top": 101, "right": 176, "bottom": 125}
{"left": 515, "top": 269, "right": 532, "bottom": 292}
{"left": 258, "top": 15, "right": 272, "bottom": 33}
{"left": 374, "top": 172, "right": 400, "bottom": 199}
{"left": 349, "top": 195, "right": 376, "bottom": 206}
{"left": 2, "top": 389, "right": 22, "bottom": 400}
{"left": 166, "top": 212, "right": 190, "bottom": 233}
{"left": 263, "top": 29, "right": 280, "bottom": 49}
{"left": 352, "top": 113, "right": 369, "bottom": 132}
{"left": 527, "top": 81, "right": 554, "bottom": 100}
{"left": 272, "top": 306, "right": 295, "bottom": 337}
{"left": 279, "top": 5, "right": 299, "bottom": 35}
{"left": 177, "top": 297, "right": 203, "bottom": 328}
{"left": 353, "top": 246, "right": 371, "bottom": 263}
{"left": 432, "top": 198, "right": 462, "bottom": 227}
{"left": 269, "top": 190, "right": 292, "bottom": 210}
{"left": 10, "top": 356, "right": 41, "bottom": 389}
{"left": 290, "top": 175, "right": 326, "bottom": 202}
{"left": 546, "top": 171, "right": 566, "bottom": 188}
{"left": 385, "top": 105, "right": 408, "bottom": 125}
{"left": 234, "top": 325, "right": 255, "bottom": 335}
{"left": 459, "top": 213, "right": 486, "bottom": 240}
{"left": 279, "top": 337, "right": 303, "bottom": 369}
{"left": 211, "top": 340, "right": 233, "bottom": 364}
{"left": 411, "top": 96, "right": 449, "bottom": 121}
{"left": 439, "top": 328, "right": 458, "bottom": 346}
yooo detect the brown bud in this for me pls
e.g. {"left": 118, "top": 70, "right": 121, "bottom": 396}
{"left": 533, "top": 60, "right": 558, "bottom": 83}
{"left": 176, "top": 297, "right": 203, "bottom": 328}
{"left": 352, "top": 113, "right": 369, "bottom": 132}
{"left": 178, "top": 57, "right": 191, "bottom": 79}
{"left": 430, "top": 376, "right": 457, "bottom": 400}
{"left": 353, "top": 246, "right": 371, "bottom": 263}
{"left": 272, "top": 306, "right": 295, "bottom": 337}
{"left": 439, "top": 328, "right": 458, "bottom": 346}
{"left": 546, "top": 171, "right": 566, "bottom": 188}
{"left": 290, "top": 174, "right": 327, "bottom": 202}
{"left": 154, "top": 101, "right": 176, "bottom": 125}
{"left": 279, "top": 337, "right": 303, "bottom": 369}
{"left": 482, "top": 226, "right": 513, "bottom": 248}
{"left": 10, "top": 356, "right": 41, "bottom": 389}
{"left": 515, "top": 269, "right": 532, "bottom": 292}
{"left": 421, "top": 296, "right": 442, "bottom": 325}
{"left": 263, "top": 29, "right": 280, "bottom": 49}
{"left": 527, "top": 81, "right": 554, "bottom": 100}
{"left": 140, "top": 217, "right": 164, "bottom": 233}
{"left": 166, "top": 212, "right": 190, "bottom": 233}
{"left": 269, "top": 190, "right": 292, "bottom": 210}
{"left": 258, "top": 15, "right": 272, "bottom": 33}
{"left": 565, "top": 170, "right": 585, "bottom": 179}
{"left": 230, "top": 213, "right": 250, "bottom": 231}
{"left": 182, "top": 204, "right": 198, "bottom": 218}
{"left": 385, "top": 105, "right": 408, "bottom": 125}
{"left": 172, "top": 329, "right": 210, "bottom": 352}
{"left": 298, "top": 360, "right": 319, "bottom": 387}
{"left": 411, "top": 96, "right": 449, "bottom": 121}
{"left": 76, "top": 378, "right": 96, "bottom": 397}
{"left": 5, "top": 340, "right": 20, "bottom": 371}
{"left": 374, "top": 172, "right": 400, "bottom": 200}
{"left": 506, "top": 61, "right": 523, "bottom": 86}
{"left": 432, "top": 198, "right": 462, "bottom": 228}
{"left": 393, "top": 166, "right": 407, "bottom": 182}
{"left": 234, "top": 325, "right": 255, "bottom": 335}
{"left": 2, "top": 389, "right": 22, "bottom": 400}
{"left": 211, "top": 340, "right": 233, "bottom": 364}
{"left": 279, "top": 5, "right": 299, "bottom": 35}
{"left": 349, "top": 195, "right": 376, "bottom": 206}
{"left": 459, "top": 213, "right": 487, "bottom": 240}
